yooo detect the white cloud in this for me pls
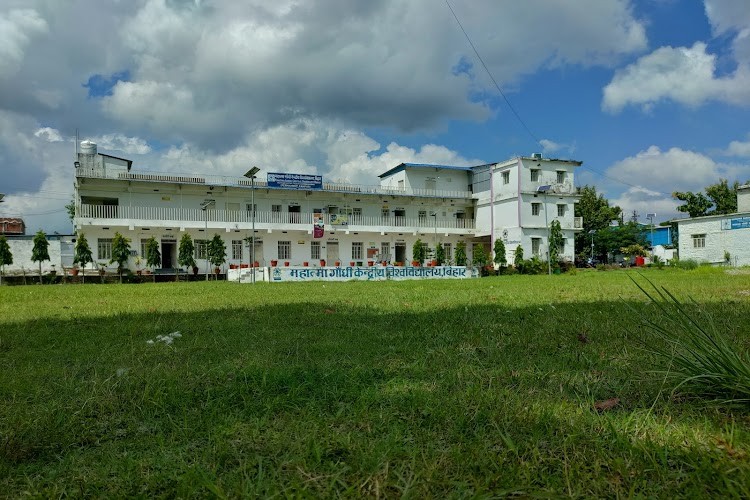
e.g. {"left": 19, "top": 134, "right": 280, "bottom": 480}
{"left": 34, "top": 127, "right": 64, "bottom": 142}
{"left": 0, "top": 9, "right": 48, "bottom": 78}
{"left": 91, "top": 134, "right": 151, "bottom": 155}
{"left": 610, "top": 186, "right": 680, "bottom": 222}
{"left": 540, "top": 138, "right": 576, "bottom": 155}
{"left": 722, "top": 133, "right": 750, "bottom": 157}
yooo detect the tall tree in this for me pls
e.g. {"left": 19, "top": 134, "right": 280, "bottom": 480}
{"left": 472, "top": 244, "right": 488, "bottom": 269}
{"left": 0, "top": 235, "right": 12, "bottom": 285}
{"left": 574, "top": 186, "right": 622, "bottom": 256}
{"left": 672, "top": 191, "right": 713, "bottom": 218}
{"left": 595, "top": 222, "right": 648, "bottom": 262}
{"left": 73, "top": 232, "right": 94, "bottom": 283}
{"left": 145, "top": 236, "right": 161, "bottom": 282}
{"left": 549, "top": 220, "right": 564, "bottom": 264}
{"left": 705, "top": 179, "right": 739, "bottom": 215}
{"left": 207, "top": 234, "right": 227, "bottom": 276}
{"left": 412, "top": 238, "right": 426, "bottom": 265}
{"left": 110, "top": 232, "right": 131, "bottom": 283}
{"left": 31, "top": 230, "right": 50, "bottom": 284}
{"left": 493, "top": 239, "right": 507, "bottom": 267}
{"left": 455, "top": 241, "right": 467, "bottom": 266}
{"left": 178, "top": 233, "right": 196, "bottom": 274}
{"left": 435, "top": 241, "right": 445, "bottom": 266}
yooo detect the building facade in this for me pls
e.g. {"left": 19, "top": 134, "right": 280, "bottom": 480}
{"left": 71, "top": 143, "right": 583, "bottom": 274}
{"left": 674, "top": 184, "right": 750, "bottom": 266}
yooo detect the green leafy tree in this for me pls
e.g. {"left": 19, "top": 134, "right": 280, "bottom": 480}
{"left": 435, "top": 242, "right": 445, "bottom": 266}
{"left": 673, "top": 191, "right": 712, "bottom": 218}
{"left": 472, "top": 244, "right": 488, "bottom": 269}
{"left": 513, "top": 245, "right": 524, "bottom": 267}
{"left": 207, "top": 234, "right": 227, "bottom": 275}
{"left": 0, "top": 235, "right": 12, "bottom": 285}
{"left": 493, "top": 239, "right": 507, "bottom": 267}
{"left": 178, "top": 233, "right": 196, "bottom": 273}
{"left": 574, "top": 186, "right": 622, "bottom": 256}
{"left": 455, "top": 241, "right": 467, "bottom": 266}
{"left": 145, "top": 236, "right": 161, "bottom": 279}
{"left": 31, "top": 230, "right": 50, "bottom": 284}
{"left": 110, "top": 232, "right": 131, "bottom": 283}
{"left": 73, "top": 232, "right": 94, "bottom": 283}
{"left": 549, "top": 220, "right": 564, "bottom": 265}
{"left": 705, "top": 179, "right": 739, "bottom": 215}
{"left": 65, "top": 199, "right": 76, "bottom": 227}
{"left": 412, "top": 238, "right": 426, "bottom": 265}
{"left": 596, "top": 222, "right": 648, "bottom": 262}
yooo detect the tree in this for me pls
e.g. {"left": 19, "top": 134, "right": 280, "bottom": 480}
{"left": 673, "top": 191, "right": 712, "bottom": 218}
{"left": 145, "top": 236, "right": 161, "bottom": 281}
{"left": 455, "top": 241, "right": 467, "bottom": 266}
{"left": 493, "top": 239, "right": 507, "bottom": 267}
{"left": 207, "top": 234, "right": 227, "bottom": 276}
{"left": 705, "top": 179, "right": 739, "bottom": 215}
{"left": 549, "top": 220, "right": 564, "bottom": 266}
{"left": 31, "top": 230, "right": 50, "bottom": 284}
{"left": 178, "top": 233, "right": 196, "bottom": 273}
{"left": 65, "top": 199, "right": 76, "bottom": 227}
{"left": 73, "top": 232, "right": 94, "bottom": 283}
{"left": 574, "top": 186, "right": 621, "bottom": 257}
{"left": 435, "top": 242, "right": 445, "bottom": 266}
{"left": 514, "top": 245, "right": 524, "bottom": 266}
{"left": 412, "top": 238, "right": 426, "bottom": 265}
{"left": 472, "top": 244, "right": 488, "bottom": 269}
{"left": 595, "top": 222, "right": 648, "bottom": 262}
{"left": 0, "top": 235, "right": 12, "bottom": 285}
{"left": 110, "top": 232, "right": 131, "bottom": 283}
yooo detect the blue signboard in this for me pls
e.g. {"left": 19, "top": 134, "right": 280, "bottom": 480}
{"left": 730, "top": 216, "right": 750, "bottom": 230}
{"left": 267, "top": 172, "right": 322, "bottom": 190}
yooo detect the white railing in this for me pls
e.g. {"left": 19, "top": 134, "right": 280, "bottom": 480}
{"left": 76, "top": 167, "right": 473, "bottom": 199}
{"left": 78, "top": 204, "right": 476, "bottom": 230}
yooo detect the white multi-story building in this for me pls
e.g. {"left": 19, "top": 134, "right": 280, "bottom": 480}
{"left": 72, "top": 142, "right": 583, "bottom": 273}
{"left": 674, "top": 184, "right": 750, "bottom": 266}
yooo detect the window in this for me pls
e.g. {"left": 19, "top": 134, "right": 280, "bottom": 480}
{"left": 531, "top": 237, "right": 541, "bottom": 256}
{"left": 381, "top": 242, "right": 390, "bottom": 260}
{"left": 352, "top": 207, "right": 362, "bottom": 223}
{"left": 97, "top": 238, "right": 113, "bottom": 260}
{"left": 557, "top": 204, "right": 566, "bottom": 217}
{"left": 532, "top": 203, "right": 541, "bottom": 216}
{"left": 310, "top": 241, "right": 321, "bottom": 260}
{"left": 272, "top": 204, "right": 281, "bottom": 212}
{"left": 444, "top": 243, "right": 452, "bottom": 263}
{"left": 352, "top": 242, "right": 363, "bottom": 260}
{"left": 418, "top": 210, "right": 427, "bottom": 223}
{"left": 140, "top": 240, "right": 147, "bottom": 258}
{"left": 246, "top": 203, "right": 256, "bottom": 213}
{"left": 397, "top": 180, "right": 405, "bottom": 190}
{"left": 531, "top": 169, "right": 540, "bottom": 182}
{"left": 692, "top": 234, "right": 706, "bottom": 248}
{"left": 232, "top": 240, "right": 242, "bottom": 260}
{"left": 278, "top": 241, "right": 291, "bottom": 260}
{"left": 556, "top": 170, "right": 566, "bottom": 183}
{"left": 502, "top": 171, "right": 510, "bottom": 184}
{"left": 194, "top": 239, "right": 208, "bottom": 260}
{"left": 381, "top": 208, "right": 390, "bottom": 219}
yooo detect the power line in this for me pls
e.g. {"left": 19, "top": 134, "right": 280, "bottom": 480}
{"left": 445, "top": 0, "right": 542, "bottom": 148}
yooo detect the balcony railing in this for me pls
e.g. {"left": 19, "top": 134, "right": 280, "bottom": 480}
{"left": 78, "top": 204, "right": 476, "bottom": 230}
{"left": 75, "top": 167, "right": 473, "bottom": 199}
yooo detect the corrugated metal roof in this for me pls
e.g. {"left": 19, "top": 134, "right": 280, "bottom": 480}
{"left": 378, "top": 162, "right": 473, "bottom": 178}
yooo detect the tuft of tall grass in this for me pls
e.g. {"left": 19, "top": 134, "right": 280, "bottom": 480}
{"left": 630, "top": 275, "right": 750, "bottom": 405}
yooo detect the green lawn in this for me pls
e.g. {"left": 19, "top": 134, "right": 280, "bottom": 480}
{"left": 1, "top": 269, "right": 750, "bottom": 497}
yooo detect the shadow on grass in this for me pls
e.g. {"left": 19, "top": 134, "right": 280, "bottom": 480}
{"left": 1, "top": 299, "right": 749, "bottom": 497}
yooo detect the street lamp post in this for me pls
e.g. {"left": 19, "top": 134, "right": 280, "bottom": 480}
{"left": 200, "top": 199, "right": 215, "bottom": 281}
{"left": 588, "top": 229, "right": 596, "bottom": 265}
{"left": 646, "top": 213, "right": 656, "bottom": 259}
{"left": 0, "top": 194, "right": 5, "bottom": 236}
{"left": 430, "top": 212, "right": 437, "bottom": 264}
{"left": 244, "top": 167, "right": 260, "bottom": 284}
{"left": 537, "top": 185, "right": 551, "bottom": 275}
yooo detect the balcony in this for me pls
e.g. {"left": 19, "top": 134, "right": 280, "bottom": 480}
{"left": 76, "top": 167, "right": 473, "bottom": 200}
{"left": 77, "top": 204, "right": 476, "bottom": 232}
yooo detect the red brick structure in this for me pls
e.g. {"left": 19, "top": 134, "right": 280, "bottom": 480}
{"left": 0, "top": 218, "right": 25, "bottom": 235}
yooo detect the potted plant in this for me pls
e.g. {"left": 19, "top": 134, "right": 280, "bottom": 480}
{"left": 412, "top": 238, "right": 426, "bottom": 267}
{"left": 303, "top": 261, "right": 309, "bottom": 267}
{"left": 145, "top": 236, "right": 161, "bottom": 282}
{"left": 284, "top": 261, "right": 290, "bottom": 267}
{"left": 73, "top": 232, "right": 94, "bottom": 284}
{"left": 320, "top": 259, "right": 326, "bottom": 267}
{"left": 71, "top": 265, "right": 79, "bottom": 276}
{"left": 335, "top": 260, "right": 341, "bottom": 267}
{"left": 98, "top": 262, "right": 107, "bottom": 275}
{"left": 135, "top": 256, "right": 143, "bottom": 275}
{"left": 178, "top": 233, "right": 197, "bottom": 280}
{"left": 207, "top": 234, "right": 227, "bottom": 280}
{"left": 271, "top": 259, "right": 278, "bottom": 267}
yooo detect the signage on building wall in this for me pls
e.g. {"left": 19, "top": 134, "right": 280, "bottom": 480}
{"left": 729, "top": 216, "right": 750, "bottom": 230}
{"left": 269, "top": 266, "right": 479, "bottom": 282}
{"left": 330, "top": 214, "right": 348, "bottom": 225}
{"left": 313, "top": 214, "right": 324, "bottom": 238}
{"left": 267, "top": 172, "right": 323, "bottom": 190}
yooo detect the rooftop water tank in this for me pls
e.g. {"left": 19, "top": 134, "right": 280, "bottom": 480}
{"left": 80, "top": 140, "right": 97, "bottom": 156}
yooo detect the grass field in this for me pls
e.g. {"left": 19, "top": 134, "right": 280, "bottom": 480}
{"left": 1, "top": 269, "right": 750, "bottom": 497}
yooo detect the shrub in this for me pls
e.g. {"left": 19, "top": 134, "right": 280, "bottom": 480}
{"left": 675, "top": 258, "right": 699, "bottom": 270}
{"left": 630, "top": 275, "right": 750, "bottom": 405}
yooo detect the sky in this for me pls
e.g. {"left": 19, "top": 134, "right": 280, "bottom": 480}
{"left": 1, "top": 0, "right": 749, "bottom": 234}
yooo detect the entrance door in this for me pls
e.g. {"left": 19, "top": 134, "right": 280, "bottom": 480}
{"left": 249, "top": 239, "right": 264, "bottom": 265}
{"left": 395, "top": 242, "right": 406, "bottom": 263}
{"left": 326, "top": 242, "right": 339, "bottom": 263}
{"left": 161, "top": 241, "right": 176, "bottom": 269}
{"left": 289, "top": 205, "right": 301, "bottom": 223}
{"left": 394, "top": 209, "right": 406, "bottom": 226}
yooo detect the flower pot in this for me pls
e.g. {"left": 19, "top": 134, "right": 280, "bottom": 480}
{"left": 382, "top": 261, "right": 388, "bottom": 266}
{"left": 412, "top": 261, "right": 420, "bottom": 267}
{"left": 284, "top": 261, "right": 290, "bottom": 267}
{"left": 368, "top": 261, "right": 374, "bottom": 267}
{"left": 303, "top": 262, "right": 309, "bottom": 267}
{"left": 136, "top": 270, "right": 142, "bottom": 276}
{"left": 214, "top": 267, "right": 221, "bottom": 275}
{"left": 253, "top": 261, "right": 260, "bottom": 268}
{"left": 350, "top": 261, "right": 355, "bottom": 267}
{"left": 271, "top": 260, "right": 278, "bottom": 267}
{"left": 320, "top": 259, "right": 326, "bottom": 267}
{"left": 192, "top": 266, "right": 199, "bottom": 276}
{"left": 335, "top": 261, "right": 341, "bottom": 267}
{"left": 71, "top": 268, "right": 79, "bottom": 276}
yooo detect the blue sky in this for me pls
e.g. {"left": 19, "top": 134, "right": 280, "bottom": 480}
{"left": 1, "top": 0, "right": 749, "bottom": 233}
